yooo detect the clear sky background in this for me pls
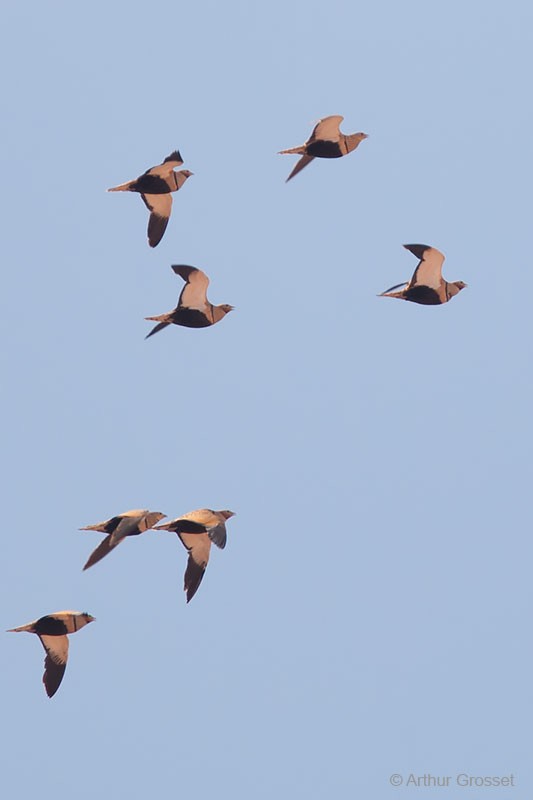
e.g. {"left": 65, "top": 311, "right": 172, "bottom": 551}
{"left": 2, "top": 1, "right": 532, "bottom": 797}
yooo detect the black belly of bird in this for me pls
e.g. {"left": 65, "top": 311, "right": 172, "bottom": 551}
{"left": 171, "top": 520, "right": 207, "bottom": 533}
{"left": 306, "top": 141, "right": 343, "bottom": 158}
{"left": 33, "top": 616, "right": 69, "bottom": 635}
{"left": 405, "top": 286, "right": 442, "bottom": 305}
{"left": 174, "top": 309, "right": 212, "bottom": 328}
{"left": 131, "top": 175, "right": 171, "bottom": 194}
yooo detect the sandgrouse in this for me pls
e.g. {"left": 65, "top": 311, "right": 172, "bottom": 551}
{"left": 108, "top": 151, "right": 193, "bottom": 247}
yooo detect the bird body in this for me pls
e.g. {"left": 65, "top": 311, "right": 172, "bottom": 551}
{"left": 155, "top": 509, "right": 235, "bottom": 602}
{"left": 8, "top": 610, "right": 94, "bottom": 697}
{"left": 80, "top": 509, "right": 166, "bottom": 570}
{"left": 379, "top": 244, "right": 466, "bottom": 305}
{"left": 279, "top": 115, "right": 368, "bottom": 181}
{"left": 145, "top": 265, "right": 233, "bottom": 338}
{"left": 108, "top": 151, "right": 193, "bottom": 247}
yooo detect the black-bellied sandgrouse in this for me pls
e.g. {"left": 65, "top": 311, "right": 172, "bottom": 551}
{"left": 279, "top": 115, "right": 368, "bottom": 182}
{"left": 155, "top": 509, "right": 235, "bottom": 602}
{"left": 8, "top": 611, "right": 95, "bottom": 697}
{"left": 80, "top": 509, "right": 166, "bottom": 570}
{"left": 108, "top": 151, "right": 193, "bottom": 247}
{"left": 379, "top": 244, "right": 467, "bottom": 305}
{"left": 145, "top": 265, "right": 234, "bottom": 338}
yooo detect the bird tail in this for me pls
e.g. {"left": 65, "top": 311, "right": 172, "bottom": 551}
{"left": 7, "top": 623, "right": 34, "bottom": 633}
{"left": 379, "top": 288, "right": 407, "bottom": 299}
{"left": 79, "top": 522, "right": 105, "bottom": 531}
{"left": 107, "top": 180, "right": 134, "bottom": 192}
{"left": 278, "top": 145, "right": 305, "bottom": 155}
{"left": 145, "top": 315, "right": 171, "bottom": 339}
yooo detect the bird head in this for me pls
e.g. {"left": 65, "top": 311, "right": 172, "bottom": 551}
{"left": 346, "top": 132, "right": 369, "bottom": 153}
{"left": 449, "top": 280, "right": 467, "bottom": 297}
{"left": 81, "top": 613, "right": 96, "bottom": 625}
{"left": 146, "top": 511, "right": 167, "bottom": 528}
{"left": 219, "top": 510, "right": 236, "bottom": 520}
{"left": 220, "top": 304, "right": 234, "bottom": 314}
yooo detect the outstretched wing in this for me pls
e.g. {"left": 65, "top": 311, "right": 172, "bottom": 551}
{"left": 285, "top": 154, "right": 315, "bottom": 182}
{"left": 404, "top": 244, "right": 445, "bottom": 289}
{"left": 83, "top": 535, "right": 118, "bottom": 570}
{"left": 380, "top": 281, "right": 409, "bottom": 295}
{"left": 177, "top": 532, "right": 211, "bottom": 603}
{"left": 145, "top": 320, "right": 171, "bottom": 339}
{"left": 309, "top": 115, "right": 344, "bottom": 143}
{"left": 142, "top": 194, "right": 172, "bottom": 247}
{"left": 39, "top": 635, "right": 69, "bottom": 698}
{"left": 146, "top": 151, "right": 183, "bottom": 176}
{"left": 172, "top": 265, "right": 210, "bottom": 310}
{"left": 208, "top": 522, "right": 227, "bottom": 549}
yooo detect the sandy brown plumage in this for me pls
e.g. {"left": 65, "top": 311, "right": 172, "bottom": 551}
{"left": 279, "top": 115, "right": 368, "bottom": 181}
{"left": 145, "top": 265, "right": 234, "bottom": 338}
{"left": 7, "top": 611, "right": 95, "bottom": 697}
{"left": 80, "top": 509, "right": 166, "bottom": 570}
{"left": 379, "top": 244, "right": 467, "bottom": 305}
{"left": 155, "top": 509, "right": 235, "bottom": 602}
{"left": 108, "top": 151, "right": 193, "bottom": 246}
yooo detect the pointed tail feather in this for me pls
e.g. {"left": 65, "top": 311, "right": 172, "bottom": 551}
{"left": 379, "top": 288, "right": 407, "bottom": 299}
{"left": 278, "top": 145, "right": 306, "bottom": 155}
{"left": 7, "top": 623, "right": 34, "bottom": 632}
{"left": 107, "top": 180, "right": 134, "bottom": 192}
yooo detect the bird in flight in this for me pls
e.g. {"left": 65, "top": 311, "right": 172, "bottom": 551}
{"left": 155, "top": 509, "right": 235, "bottom": 602}
{"left": 8, "top": 610, "right": 95, "bottom": 698}
{"left": 80, "top": 509, "right": 166, "bottom": 570}
{"left": 379, "top": 244, "right": 467, "bottom": 305}
{"left": 145, "top": 265, "right": 234, "bottom": 338}
{"left": 108, "top": 151, "right": 193, "bottom": 247}
{"left": 279, "top": 115, "right": 368, "bottom": 181}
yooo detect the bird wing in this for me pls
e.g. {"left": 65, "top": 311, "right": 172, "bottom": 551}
{"left": 380, "top": 281, "right": 409, "bottom": 294}
{"left": 208, "top": 522, "right": 227, "bottom": 550}
{"left": 108, "top": 515, "right": 143, "bottom": 546}
{"left": 285, "top": 154, "right": 315, "bottom": 182}
{"left": 404, "top": 244, "right": 445, "bottom": 290}
{"left": 146, "top": 150, "right": 183, "bottom": 176}
{"left": 172, "top": 265, "right": 210, "bottom": 310}
{"left": 39, "top": 635, "right": 69, "bottom": 698}
{"left": 82, "top": 534, "right": 118, "bottom": 570}
{"left": 142, "top": 194, "right": 172, "bottom": 248}
{"left": 178, "top": 532, "right": 212, "bottom": 603}
{"left": 309, "top": 115, "right": 344, "bottom": 143}
{"left": 145, "top": 320, "right": 171, "bottom": 339}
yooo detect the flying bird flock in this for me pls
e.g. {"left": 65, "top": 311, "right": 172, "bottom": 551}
{"left": 8, "top": 114, "right": 466, "bottom": 697}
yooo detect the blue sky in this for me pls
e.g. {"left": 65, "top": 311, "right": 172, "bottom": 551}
{"left": 2, "top": 1, "right": 532, "bottom": 797}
